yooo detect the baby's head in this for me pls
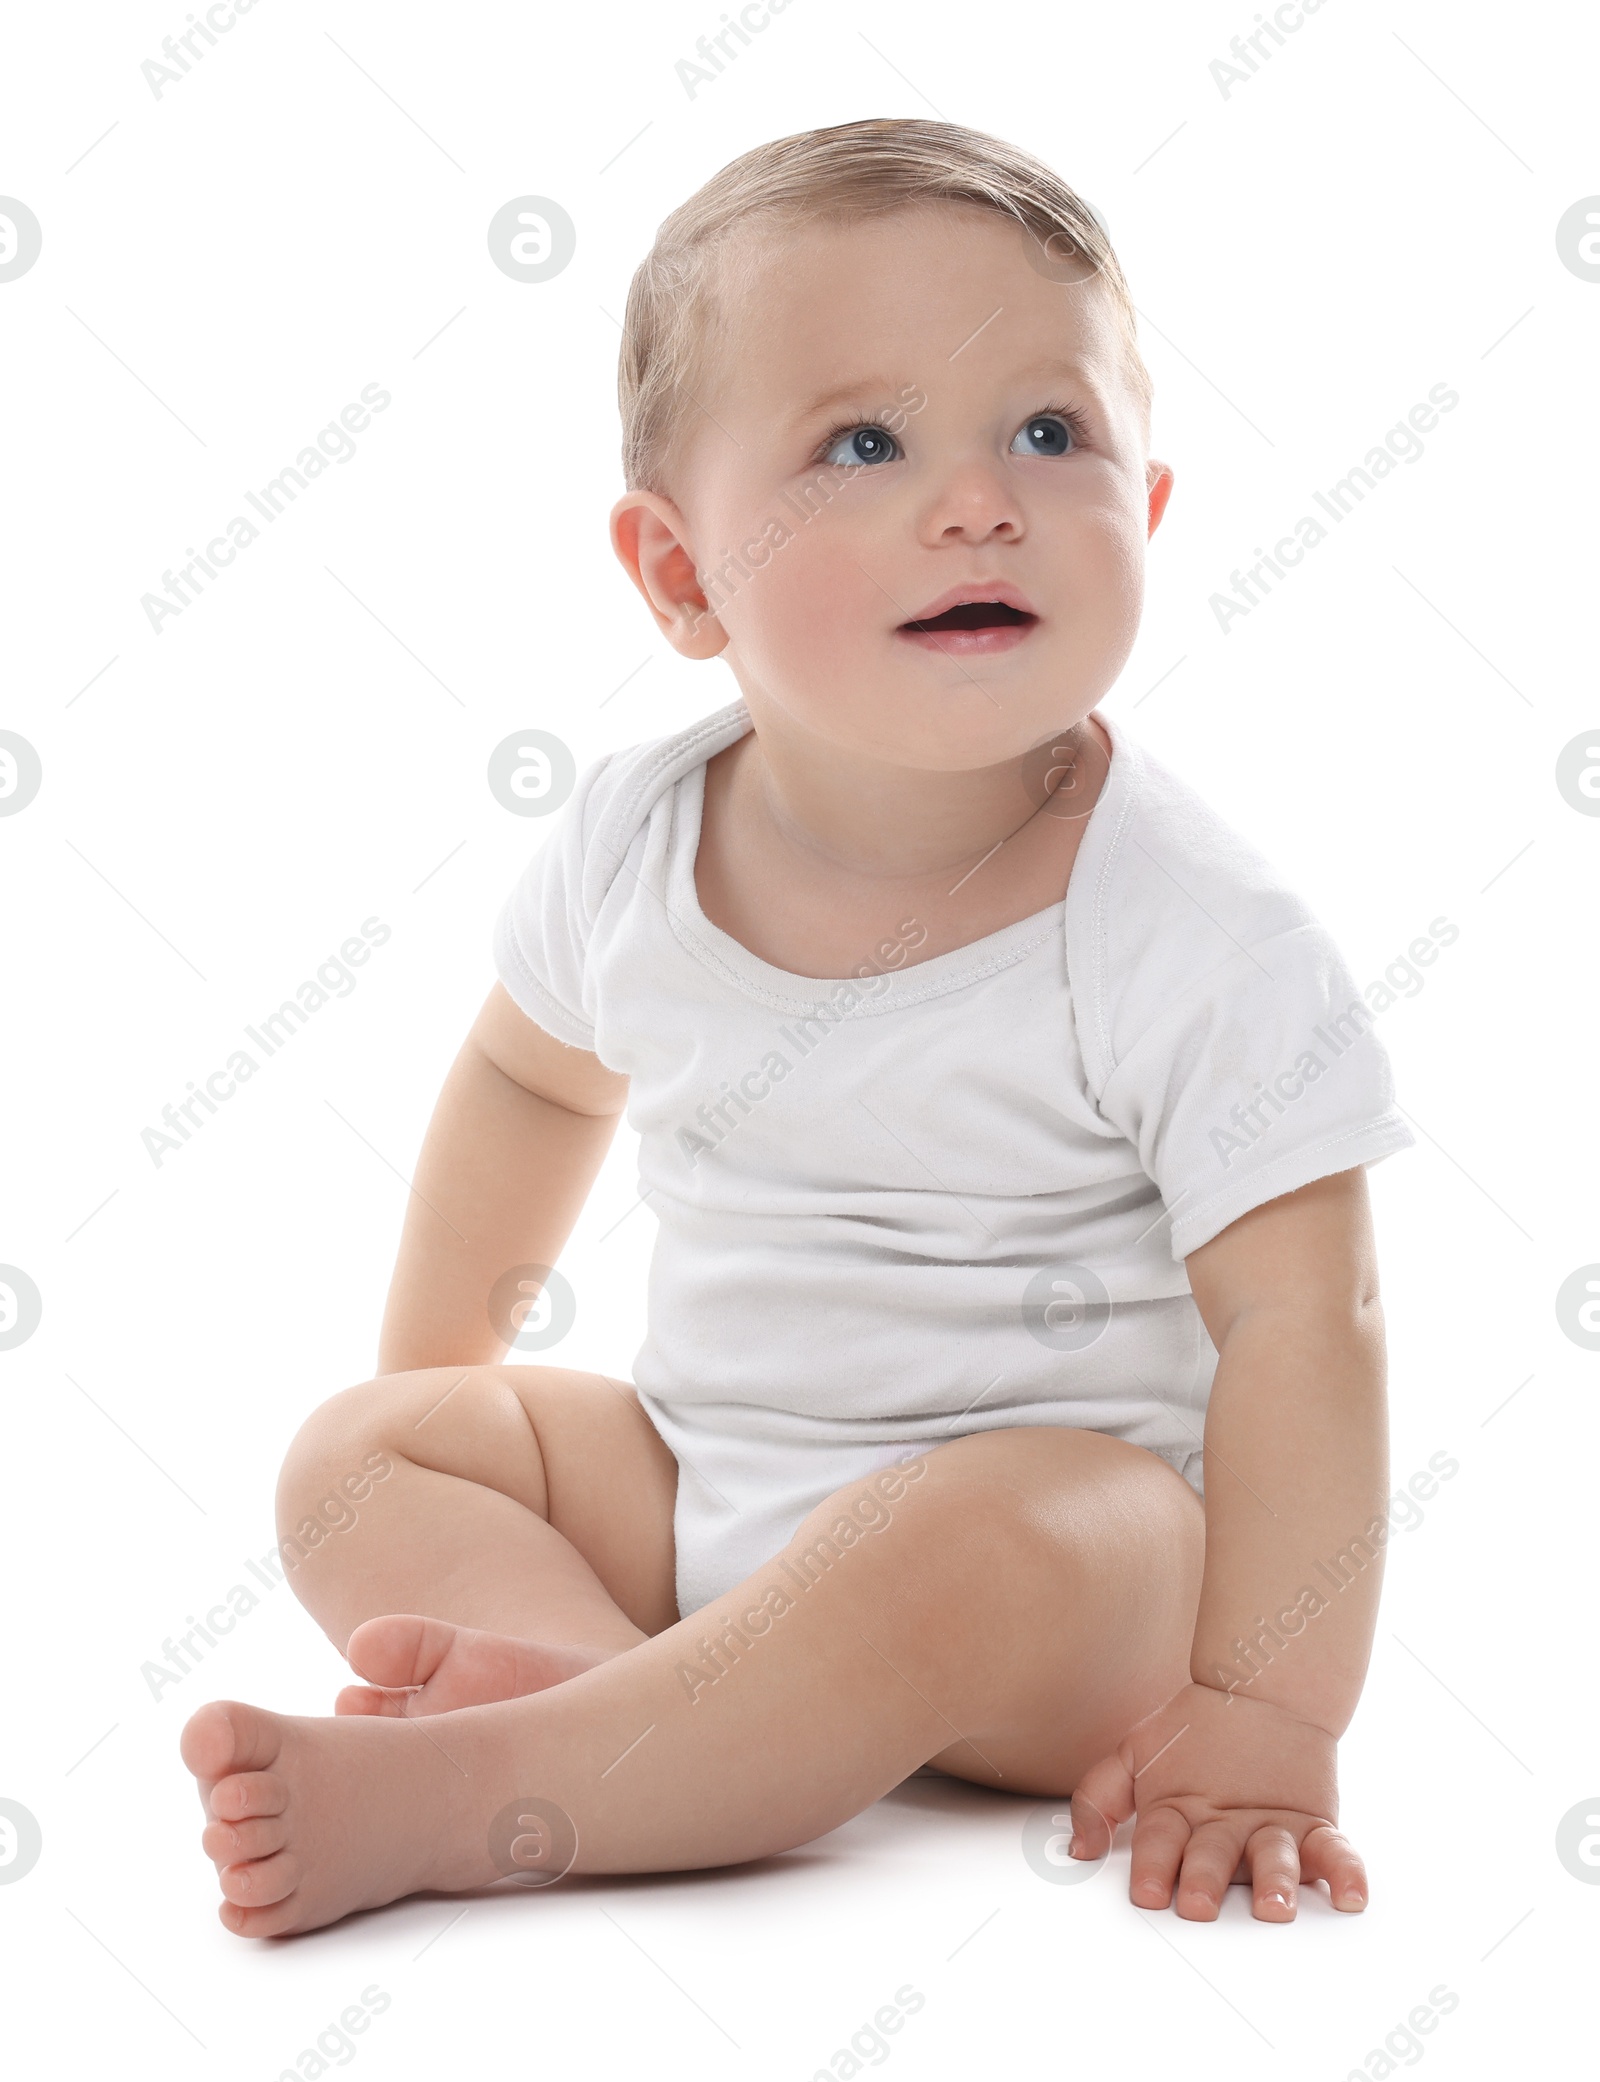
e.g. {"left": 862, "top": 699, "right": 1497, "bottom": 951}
{"left": 610, "top": 118, "right": 1172, "bottom": 774}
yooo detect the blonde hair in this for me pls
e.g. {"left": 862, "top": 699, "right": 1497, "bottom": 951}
{"left": 617, "top": 116, "right": 1152, "bottom": 497}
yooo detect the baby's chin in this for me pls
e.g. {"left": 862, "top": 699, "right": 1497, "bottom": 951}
{"left": 745, "top": 664, "right": 1108, "bottom": 774}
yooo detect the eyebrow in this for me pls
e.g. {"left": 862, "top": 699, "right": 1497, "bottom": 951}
{"left": 787, "top": 377, "right": 905, "bottom": 428}
{"left": 788, "top": 356, "right": 1103, "bottom": 429}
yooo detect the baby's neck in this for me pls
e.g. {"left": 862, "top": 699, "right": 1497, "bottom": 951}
{"left": 729, "top": 703, "right": 1110, "bottom": 885}
{"left": 692, "top": 707, "right": 1113, "bottom": 980}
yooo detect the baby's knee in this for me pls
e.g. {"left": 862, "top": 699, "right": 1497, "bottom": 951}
{"left": 275, "top": 1373, "right": 413, "bottom": 1528}
{"left": 276, "top": 1362, "right": 537, "bottom": 1510}
{"left": 276, "top": 1365, "right": 467, "bottom": 1510}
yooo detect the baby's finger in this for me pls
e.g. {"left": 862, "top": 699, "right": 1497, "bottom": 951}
{"left": 1299, "top": 1821, "right": 1369, "bottom": 1912}
{"left": 1069, "top": 1749, "right": 1135, "bottom": 1860}
{"left": 1127, "top": 1805, "right": 1191, "bottom": 1910}
{"left": 1173, "top": 1819, "right": 1248, "bottom": 1921}
{"left": 1244, "top": 1823, "right": 1300, "bottom": 1921}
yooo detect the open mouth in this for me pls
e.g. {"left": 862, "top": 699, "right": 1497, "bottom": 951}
{"left": 896, "top": 597, "right": 1039, "bottom": 655}
{"left": 900, "top": 601, "right": 1036, "bottom": 634}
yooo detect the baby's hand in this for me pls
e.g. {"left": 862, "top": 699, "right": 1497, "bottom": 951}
{"left": 1067, "top": 1682, "right": 1368, "bottom": 1921}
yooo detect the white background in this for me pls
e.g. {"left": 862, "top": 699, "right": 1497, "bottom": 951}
{"left": 3, "top": 0, "right": 1597, "bottom": 2074}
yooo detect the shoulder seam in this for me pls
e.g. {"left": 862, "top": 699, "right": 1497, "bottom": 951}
{"left": 586, "top": 701, "right": 749, "bottom": 892}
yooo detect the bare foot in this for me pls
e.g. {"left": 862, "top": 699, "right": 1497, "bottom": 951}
{"left": 181, "top": 1696, "right": 494, "bottom": 1937}
{"left": 335, "top": 1614, "right": 618, "bottom": 1717}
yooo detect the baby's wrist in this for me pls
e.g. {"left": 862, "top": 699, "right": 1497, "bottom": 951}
{"left": 1184, "top": 1673, "right": 1344, "bottom": 1743}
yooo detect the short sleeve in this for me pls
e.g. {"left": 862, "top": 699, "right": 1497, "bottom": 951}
{"left": 1096, "top": 923, "right": 1415, "bottom": 1262}
{"left": 491, "top": 754, "right": 616, "bottom": 1051}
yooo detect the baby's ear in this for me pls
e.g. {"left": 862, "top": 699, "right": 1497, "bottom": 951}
{"left": 609, "top": 492, "right": 728, "bottom": 659}
{"left": 1146, "top": 460, "right": 1175, "bottom": 537}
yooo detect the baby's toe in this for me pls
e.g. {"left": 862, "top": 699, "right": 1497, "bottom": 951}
{"left": 219, "top": 1846, "right": 301, "bottom": 1909}
{"left": 202, "top": 1815, "right": 285, "bottom": 1866}
{"left": 346, "top": 1613, "right": 456, "bottom": 1690}
{"left": 180, "top": 1699, "right": 283, "bottom": 1784}
{"left": 219, "top": 1894, "right": 305, "bottom": 1940}
{"left": 334, "top": 1682, "right": 412, "bottom": 1717}
{"left": 209, "top": 1769, "right": 288, "bottom": 1823}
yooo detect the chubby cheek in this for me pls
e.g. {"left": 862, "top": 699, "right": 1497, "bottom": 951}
{"left": 1048, "top": 499, "right": 1147, "bottom": 661}
{"left": 719, "top": 514, "right": 885, "bottom": 712}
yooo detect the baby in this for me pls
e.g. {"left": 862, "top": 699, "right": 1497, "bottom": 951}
{"left": 181, "top": 117, "right": 1414, "bottom": 1935}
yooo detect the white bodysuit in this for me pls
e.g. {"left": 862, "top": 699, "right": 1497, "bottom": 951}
{"left": 493, "top": 698, "right": 1414, "bottom": 1618}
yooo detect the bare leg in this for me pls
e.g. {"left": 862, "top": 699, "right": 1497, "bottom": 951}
{"left": 274, "top": 1364, "right": 679, "bottom": 1706}
{"left": 183, "top": 1428, "right": 1204, "bottom": 1936}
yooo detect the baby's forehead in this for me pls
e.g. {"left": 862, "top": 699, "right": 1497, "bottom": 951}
{"left": 702, "top": 206, "right": 1128, "bottom": 397}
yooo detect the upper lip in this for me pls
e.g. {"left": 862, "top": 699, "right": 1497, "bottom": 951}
{"left": 898, "top": 581, "right": 1039, "bottom": 626}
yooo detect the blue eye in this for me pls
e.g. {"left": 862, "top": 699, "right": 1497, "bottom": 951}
{"left": 1010, "top": 414, "right": 1076, "bottom": 457}
{"left": 822, "top": 423, "right": 899, "bottom": 467}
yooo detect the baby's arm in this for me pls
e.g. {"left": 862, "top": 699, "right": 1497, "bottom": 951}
{"left": 1069, "top": 1166, "right": 1385, "bottom": 1919}
{"left": 375, "top": 983, "right": 629, "bottom": 1375}
{"left": 1185, "top": 1165, "right": 1387, "bottom": 1740}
